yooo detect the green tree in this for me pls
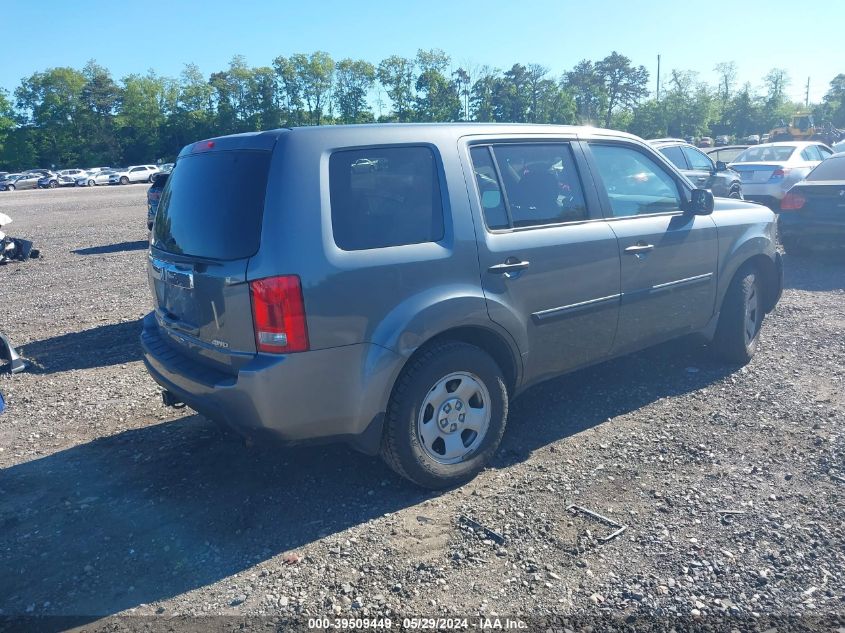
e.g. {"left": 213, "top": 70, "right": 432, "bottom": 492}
{"left": 820, "top": 73, "right": 845, "bottom": 126}
{"left": 0, "top": 89, "right": 16, "bottom": 167}
{"left": 563, "top": 60, "right": 607, "bottom": 124}
{"left": 15, "top": 67, "right": 87, "bottom": 166}
{"left": 377, "top": 55, "right": 416, "bottom": 122}
{"left": 117, "top": 71, "right": 177, "bottom": 163}
{"left": 595, "top": 52, "right": 649, "bottom": 128}
{"left": 414, "top": 49, "right": 461, "bottom": 121}
{"left": 334, "top": 59, "right": 376, "bottom": 123}
{"left": 288, "top": 52, "right": 335, "bottom": 126}
{"left": 469, "top": 67, "right": 498, "bottom": 122}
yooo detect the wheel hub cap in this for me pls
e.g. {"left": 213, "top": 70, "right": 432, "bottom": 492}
{"left": 417, "top": 371, "right": 491, "bottom": 465}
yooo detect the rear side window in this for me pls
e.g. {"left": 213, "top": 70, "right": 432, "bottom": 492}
{"left": 682, "top": 146, "right": 714, "bottom": 171}
{"left": 470, "top": 143, "right": 588, "bottom": 229}
{"left": 329, "top": 146, "right": 444, "bottom": 250}
{"left": 659, "top": 146, "right": 687, "bottom": 169}
{"left": 801, "top": 146, "right": 822, "bottom": 162}
{"left": 152, "top": 150, "right": 271, "bottom": 260}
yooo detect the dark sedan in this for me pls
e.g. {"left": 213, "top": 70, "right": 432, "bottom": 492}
{"left": 779, "top": 153, "right": 845, "bottom": 254}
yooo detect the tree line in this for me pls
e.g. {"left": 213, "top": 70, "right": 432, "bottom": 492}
{"left": 1, "top": 50, "right": 843, "bottom": 171}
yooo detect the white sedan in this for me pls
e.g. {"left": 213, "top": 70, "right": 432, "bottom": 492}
{"left": 728, "top": 141, "right": 834, "bottom": 209}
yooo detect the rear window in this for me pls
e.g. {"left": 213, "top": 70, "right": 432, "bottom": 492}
{"left": 806, "top": 155, "right": 845, "bottom": 181}
{"left": 733, "top": 146, "right": 796, "bottom": 163}
{"left": 329, "top": 146, "right": 444, "bottom": 251}
{"left": 152, "top": 150, "right": 271, "bottom": 260}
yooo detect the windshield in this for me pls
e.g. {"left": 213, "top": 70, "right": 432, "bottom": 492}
{"left": 733, "top": 146, "right": 796, "bottom": 163}
{"left": 152, "top": 150, "right": 271, "bottom": 260}
{"left": 806, "top": 156, "right": 845, "bottom": 181}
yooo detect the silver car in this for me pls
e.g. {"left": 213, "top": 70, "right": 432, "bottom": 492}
{"left": 77, "top": 170, "right": 116, "bottom": 186}
{"left": 729, "top": 141, "right": 834, "bottom": 209}
{"left": 142, "top": 124, "right": 783, "bottom": 489}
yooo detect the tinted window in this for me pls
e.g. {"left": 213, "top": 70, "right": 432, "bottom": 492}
{"left": 682, "top": 146, "right": 714, "bottom": 171}
{"left": 659, "top": 146, "right": 687, "bottom": 169}
{"left": 478, "top": 143, "right": 587, "bottom": 228}
{"left": 152, "top": 150, "right": 270, "bottom": 260}
{"left": 469, "top": 146, "right": 509, "bottom": 229}
{"left": 801, "top": 146, "right": 822, "bottom": 161}
{"left": 329, "top": 146, "right": 444, "bottom": 251}
{"left": 806, "top": 155, "right": 845, "bottom": 181}
{"left": 589, "top": 144, "right": 682, "bottom": 217}
{"left": 818, "top": 145, "right": 833, "bottom": 158}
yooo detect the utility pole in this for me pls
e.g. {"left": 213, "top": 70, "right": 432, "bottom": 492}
{"left": 805, "top": 77, "right": 810, "bottom": 109}
{"left": 656, "top": 54, "right": 661, "bottom": 102}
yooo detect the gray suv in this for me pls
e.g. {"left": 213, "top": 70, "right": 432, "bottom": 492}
{"left": 649, "top": 138, "right": 743, "bottom": 199}
{"left": 141, "top": 124, "right": 782, "bottom": 489}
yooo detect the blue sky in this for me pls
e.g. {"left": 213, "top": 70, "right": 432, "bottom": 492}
{"left": 2, "top": 0, "right": 842, "bottom": 104}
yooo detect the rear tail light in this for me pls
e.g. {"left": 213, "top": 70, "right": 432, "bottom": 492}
{"left": 780, "top": 192, "right": 806, "bottom": 211}
{"left": 249, "top": 275, "right": 309, "bottom": 354}
{"left": 769, "top": 168, "right": 790, "bottom": 181}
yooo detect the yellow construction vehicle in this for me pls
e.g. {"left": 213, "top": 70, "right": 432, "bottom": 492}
{"left": 770, "top": 114, "right": 843, "bottom": 145}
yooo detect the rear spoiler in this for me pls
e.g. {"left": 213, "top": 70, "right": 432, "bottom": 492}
{"left": 177, "top": 129, "right": 289, "bottom": 159}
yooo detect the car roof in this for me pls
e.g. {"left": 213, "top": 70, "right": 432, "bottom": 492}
{"left": 179, "top": 123, "right": 644, "bottom": 158}
{"left": 704, "top": 145, "right": 749, "bottom": 152}
{"left": 647, "top": 138, "right": 687, "bottom": 146}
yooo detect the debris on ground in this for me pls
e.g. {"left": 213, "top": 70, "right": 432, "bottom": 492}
{"left": 566, "top": 505, "right": 628, "bottom": 542}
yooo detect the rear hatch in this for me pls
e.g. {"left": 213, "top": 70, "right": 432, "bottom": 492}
{"left": 148, "top": 132, "right": 281, "bottom": 374}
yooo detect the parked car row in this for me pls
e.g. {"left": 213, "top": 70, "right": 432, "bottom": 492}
{"left": 0, "top": 164, "right": 170, "bottom": 191}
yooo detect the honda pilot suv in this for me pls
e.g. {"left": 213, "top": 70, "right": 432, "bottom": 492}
{"left": 142, "top": 124, "right": 783, "bottom": 489}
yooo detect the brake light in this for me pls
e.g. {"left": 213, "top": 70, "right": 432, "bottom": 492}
{"left": 769, "top": 168, "right": 790, "bottom": 181}
{"left": 192, "top": 140, "right": 215, "bottom": 153}
{"left": 780, "top": 192, "right": 806, "bottom": 211}
{"left": 249, "top": 275, "right": 309, "bottom": 353}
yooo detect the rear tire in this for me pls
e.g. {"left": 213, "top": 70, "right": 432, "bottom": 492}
{"left": 712, "top": 264, "right": 764, "bottom": 365}
{"left": 729, "top": 186, "right": 742, "bottom": 199}
{"left": 380, "top": 341, "right": 508, "bottom": 489}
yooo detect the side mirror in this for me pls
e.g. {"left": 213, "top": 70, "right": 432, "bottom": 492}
{"left": 715, "top": 160, "right": 727, "bottom": 172}
{"left": 689, "top": 188, "right": 714, "bottom": 215}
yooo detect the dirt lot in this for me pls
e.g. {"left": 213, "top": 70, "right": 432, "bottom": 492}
{"left": 0, "top": 186, "right": 843, "bottom": 630}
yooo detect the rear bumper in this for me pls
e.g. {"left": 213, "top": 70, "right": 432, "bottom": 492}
{"left": 140, "top": 313, "right": 401, "bottom": 453}
{"left": 779, "top": 215, "right": 845, "bottom": 247}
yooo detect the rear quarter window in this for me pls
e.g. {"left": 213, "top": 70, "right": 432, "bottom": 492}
{"left": 329, "top": 146, "right": 445, "bottom": 251}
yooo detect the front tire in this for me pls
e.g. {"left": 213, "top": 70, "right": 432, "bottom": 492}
{"left": 87, "top": 179, "right": 95, "bottom": 187}
{"left": 380, "top": 341, "right": 508, "bottom": 489}
{"left": 6, "top": 185, "right": 14, "bottom": 191}
{"left": 120, "top": 176, "right": 129, "bottom": 185}
{"left": 712, "top": 264, "right": 764, "bottom": 365}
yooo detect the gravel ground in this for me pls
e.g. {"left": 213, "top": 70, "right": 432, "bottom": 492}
{"left": 0, "top": 187, "right": 843, "bottom": 631}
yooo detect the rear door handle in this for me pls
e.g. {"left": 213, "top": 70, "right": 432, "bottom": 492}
{"left": 624, "top": 243, "right": 654, "bottom": 255}
{"left": 488, "top": 258, "right": 530, "bottom": 274}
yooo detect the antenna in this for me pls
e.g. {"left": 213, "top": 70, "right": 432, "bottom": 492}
{"left": 805, "top": 77, "right": 810, "bottom": 108}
